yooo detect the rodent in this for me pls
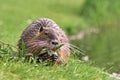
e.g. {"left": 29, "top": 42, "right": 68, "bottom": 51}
{"left": 18, "top": 18, "right": 70, "bottom": 64}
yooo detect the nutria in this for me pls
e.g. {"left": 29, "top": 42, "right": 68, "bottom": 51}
{"left": 18, "top": 18, "right": 70, "bottom": 64}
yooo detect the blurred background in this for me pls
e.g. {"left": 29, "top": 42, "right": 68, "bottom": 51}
{"left": 0, "top": 0, "right": 120, "bottom": 73}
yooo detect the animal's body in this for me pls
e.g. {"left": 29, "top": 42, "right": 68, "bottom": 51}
{"left": 18, "top": 18, "right": 70, "bottom": 64}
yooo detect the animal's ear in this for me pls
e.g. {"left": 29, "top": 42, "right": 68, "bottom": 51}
{"left": 39, "top": 27, "right": 44, "bottom": 32}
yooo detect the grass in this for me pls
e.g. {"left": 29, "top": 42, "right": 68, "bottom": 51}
{"left": 0, "top": 56, "right": 115, "bottom": 80}
{"left": 0, "top": 0, "right": 120, "bottom": 80}
{"left": 0, "top": 40, "right": 115, "bottom": 80}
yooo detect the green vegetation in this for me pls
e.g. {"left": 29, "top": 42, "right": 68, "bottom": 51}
{"left": 0, "top": 59, "right": 115, "bottom": 80}
{"left": 0, "top": 0, "right": 86, "bottom": 44}
{"left": 73, "top": 25, "right": 120, "bottom": 73}
{"left": 0, "top": 37, "right": 115, "bottom": 80}
{"left": 81, "top": 0, "right": 120, "bottom": 27}
{"left": 73, "top": 0, "right": 120, "bottom": 73}
{"left": 0, "top": 0, "right": 120, "bottom": 80}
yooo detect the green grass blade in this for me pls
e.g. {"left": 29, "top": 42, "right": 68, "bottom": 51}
{"left": 21, "top": 40, "right": 26, "bottom": 56}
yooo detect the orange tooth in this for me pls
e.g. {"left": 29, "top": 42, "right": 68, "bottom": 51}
{"left": 51, "top": 47, "right": 55, "bottom": 51}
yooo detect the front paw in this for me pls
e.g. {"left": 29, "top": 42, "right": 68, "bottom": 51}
{"left": 37, "top": 53, "right": 51, "bottom": 63}
{"left": 51, "top": 54, "right": 62, "bottom": 64}
{"left": 51, "top": 54, "right": 58, "bottom": 62}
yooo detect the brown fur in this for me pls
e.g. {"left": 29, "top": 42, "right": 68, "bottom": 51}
{"left": 18, "top": 18, "right": 70, "bottom": 64}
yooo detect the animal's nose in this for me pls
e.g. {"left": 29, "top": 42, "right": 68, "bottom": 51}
{"left": 51, "top": 41, "right": 58, "bottom": 45}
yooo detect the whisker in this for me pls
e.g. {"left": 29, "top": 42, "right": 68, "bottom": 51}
{"left": 70, "top": 44, "right": 85, "bottom": 57}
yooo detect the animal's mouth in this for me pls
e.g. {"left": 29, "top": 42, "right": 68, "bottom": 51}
{"left": 50, "top": 44, "right": 64, "bottom": 52}
{"left": 40, "top": 44, "right": 64, "bottom": 56}
{"left": 51, "top": 47, "right": 57, "bottom": 51}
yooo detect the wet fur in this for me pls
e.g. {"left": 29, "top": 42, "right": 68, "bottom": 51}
{"left": 18, "top": 18, "right": 70, "bottom": 64}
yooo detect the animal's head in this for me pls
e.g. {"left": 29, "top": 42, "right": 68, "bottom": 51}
{"left": 34, "top": 27, "right": 60, "bottom": 51}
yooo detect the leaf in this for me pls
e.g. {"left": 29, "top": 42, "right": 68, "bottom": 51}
{"left": 8, "top": 46, "right": 16, "bottom": 56}
{"left": 0, "top": 49, "right": 8, "bottom": 54}
{"left": 55, "top": 44, "right": 64, "bottom": 51}
{"left": 0, "top": 44, "right": 1, "bottom": 49}
{"left": 21, "top": 40, "right": 26, "bottom": 56}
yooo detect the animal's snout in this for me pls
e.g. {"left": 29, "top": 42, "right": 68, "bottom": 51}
{"left": 50, "top": 40, "right": 59, "bottom": 51}
{"left": 51, "top": 41, "right": 58, "bottom": 45}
